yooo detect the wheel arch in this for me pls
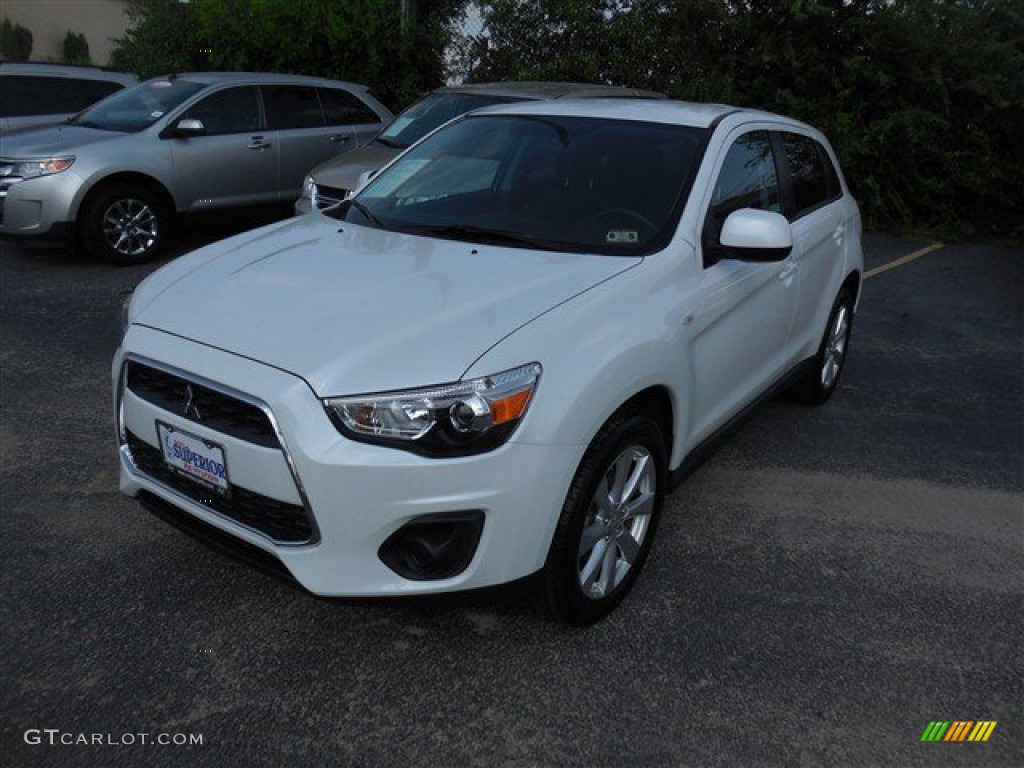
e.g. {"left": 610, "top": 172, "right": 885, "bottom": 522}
{"left": 75, "top": 172, "right": 176, "bottom": 234}
{"left": 842, "top": 269, "right": 862, "bottom": 308}
{"left": 617, "top": 386, "right": 675, "bottom": 467}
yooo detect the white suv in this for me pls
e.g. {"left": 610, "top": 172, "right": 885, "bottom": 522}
{"left": 114, "top": 100, "right": 863, "bottom": 624}
{"left": 0, "top": 62, "right": 136, "bottom": 134}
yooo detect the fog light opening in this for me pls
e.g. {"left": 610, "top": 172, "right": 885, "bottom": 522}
{"left": 379, "top": 511, "right": 484, "bottom": 581}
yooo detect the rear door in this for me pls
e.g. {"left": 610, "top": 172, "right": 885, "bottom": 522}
{"left": 262, "top": 85, "right": 353, "bottom": 197}
{"left": 776, "top": 131, "right": 847, "bottom": 355}
{"left": 318, "top": 86, "right": 386, "bottom": 148}
{"left": 169, "top": 85, "right": 279, "bottom": 210}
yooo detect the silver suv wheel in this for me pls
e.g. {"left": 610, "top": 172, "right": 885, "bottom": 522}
{"left": 102, "top": 197, "right": 159, "bottom": 258}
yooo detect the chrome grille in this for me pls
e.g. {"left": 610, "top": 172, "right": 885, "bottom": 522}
{"left": 125, "top": 361, "right": 278, "bottom": 448}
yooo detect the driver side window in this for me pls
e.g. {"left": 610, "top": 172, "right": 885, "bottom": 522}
{"left": 182, "top": 86, "right": 261, "bottom": 136}
{"left": 703, "top": 131, "right": 780, "bottom": 265}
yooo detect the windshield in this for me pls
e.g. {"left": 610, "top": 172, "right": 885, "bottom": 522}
{"left": 337, "top": 114, "right": 707, "bottom": 255}
{"left": 72, "top": 79, "right": 205, "bottom": 132}
{"left": 375, "top": 92, "right": 524, "bottom": 149}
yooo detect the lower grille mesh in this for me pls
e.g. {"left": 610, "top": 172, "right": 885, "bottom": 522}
{"left": 126, "top": 430, "right": 313, "bottom": 544}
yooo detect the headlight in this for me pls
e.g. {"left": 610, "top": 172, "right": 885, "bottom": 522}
{"left": 301, "top": 175, "right": 316, "bottom": 204}
{"left": 324, "top": 363, "right": 542, "bottom": 457}
{"left": 9, "top": 157, "right": 75, "bottom": 180}
{"left": 118, "top": 290, "right": 134, "bottom": 347}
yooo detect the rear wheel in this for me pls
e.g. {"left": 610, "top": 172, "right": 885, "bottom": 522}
{"left": 82, "top": 183, "right": 169, "bottom": 265}
{"left": 790, "top": 288, "right": 855, "bottom": 405}
{"left": 540, "top": 410, "right": 667, "bottom": 625}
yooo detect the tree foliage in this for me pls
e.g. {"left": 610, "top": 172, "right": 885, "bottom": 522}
{"left": 458, "top": 0, "right": 1023, "bottom": 238}
{"left": 110, "top": 0, "right": 466, "bottom": 110}
{"left": 0, "top": 17, "right": 34, "bottom": 61}
{"left": 62, "top": 30, "right": 91, "bottom": 65}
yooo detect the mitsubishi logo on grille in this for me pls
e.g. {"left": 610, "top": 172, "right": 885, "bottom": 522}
{"left": 183, "top": 384, "right": 202, "bottom": 421}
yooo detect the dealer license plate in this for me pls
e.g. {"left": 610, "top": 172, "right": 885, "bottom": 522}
{"left": 157, "top": 421, "right": 231, "bottom": 494}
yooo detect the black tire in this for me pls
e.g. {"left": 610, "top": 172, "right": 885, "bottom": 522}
{"left": 789, "top": 288, "right": 855, "bottom": 405}
{"left": 81, "top": 183, "right": 169, "bottom": 265}
{"left": 540, "top": 409, "right": 667, "bottom": 625}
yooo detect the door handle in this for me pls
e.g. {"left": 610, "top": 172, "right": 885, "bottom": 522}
{"left": 329, "top": 134, "right": 351, "bottom": 144}
{"left": 777, "top": 262, "right": 799, "bottom": 281}
{"left": 247, "top": 136, "right": 271, "bottom": 151}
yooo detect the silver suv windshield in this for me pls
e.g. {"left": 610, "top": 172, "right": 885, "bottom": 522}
{"left": 73, "top": 79, "right": 205, "bottom": 132}
{"left": 374, "top": 92, "right": 523, "bottom": 150}
{"left": 339, "top": 114, "right": 707, "bottom": 256}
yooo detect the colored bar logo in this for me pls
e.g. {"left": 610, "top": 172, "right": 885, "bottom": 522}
{"left": 921, "top": 721, "right": 997, "bottom": 742}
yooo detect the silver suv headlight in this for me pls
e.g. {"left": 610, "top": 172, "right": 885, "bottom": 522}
{"left": 8, "top": 157, "right": 75, "bottom": 180}
{"left": 324, "top": 363, "right": 542, "bottom": 457}
{"left": 300, "top": 175, "right": 316, "bottom": 205}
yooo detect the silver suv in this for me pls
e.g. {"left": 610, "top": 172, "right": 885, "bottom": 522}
{"left": 0, "top": 62, "right": 137, "bottom": 135}
{"left": 0, "top": 72, "right": 392, "bottom": 264}
{"left": 295, "top": 81, "right": 665, "bottom": 214}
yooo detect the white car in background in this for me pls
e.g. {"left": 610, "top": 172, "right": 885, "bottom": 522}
{"left": 115, "top": 99, "right": 863, "bottom": 624}
{"left": 0, "top": 62, "right": 136, "bottom": 134}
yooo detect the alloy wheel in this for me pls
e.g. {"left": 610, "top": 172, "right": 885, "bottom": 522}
{"left": 577, "top": 445, "right": 656, "bottom": 600}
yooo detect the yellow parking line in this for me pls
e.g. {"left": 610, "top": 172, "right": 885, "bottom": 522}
{"left": 864, "top": 242, "right": 944, "bottom": 279}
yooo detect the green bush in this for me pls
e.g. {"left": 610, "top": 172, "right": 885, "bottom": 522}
{"left": 111, "top": 0, "right": 466, "bottom": 111}
{"left": 460, "top": 0, "right": 1024, "bottom": 240}
{"left": 0, "top": 17, "right": 34, "bottom": 61}
{"left": 63, "top": 30, "right": 91, "bottom": 64}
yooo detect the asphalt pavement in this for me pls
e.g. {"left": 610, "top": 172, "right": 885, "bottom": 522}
{"left": 1, "top": 215, "right": 1021, "bottom": 767}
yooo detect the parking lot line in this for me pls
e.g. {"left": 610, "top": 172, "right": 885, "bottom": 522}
{"left": 864, "top": 242, "right": 944, "bottom": 280}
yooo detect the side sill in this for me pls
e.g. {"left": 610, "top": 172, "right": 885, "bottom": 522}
{"left": 668, "top": 356, "right": 815, "bottom": 491}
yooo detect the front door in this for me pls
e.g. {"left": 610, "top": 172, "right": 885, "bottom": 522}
{"left": 688, "top": 129, "right": 798, "bottom": 442}
{"left": 169, "top": 85, "right": 279, "bottom": 211}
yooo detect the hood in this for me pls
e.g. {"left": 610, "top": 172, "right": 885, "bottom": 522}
{"left": 134, "top": 215, "right": 638, "bottom": 396}
{"left": 310, "top": 143, "right": 399, "bottom": 192}
{"left": 0, "top": 123, "right": 124, "bottom": 156}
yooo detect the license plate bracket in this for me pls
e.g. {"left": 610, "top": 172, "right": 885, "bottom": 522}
{"left": 157, "top": 421, "right": 231, "bottom": 496}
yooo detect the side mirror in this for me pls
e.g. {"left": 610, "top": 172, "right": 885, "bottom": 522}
{"left": 173, "top": 118, "right": 206, "bottom": 137}
{"left": 720, "top": 208, "right": 793, "bottom": 262}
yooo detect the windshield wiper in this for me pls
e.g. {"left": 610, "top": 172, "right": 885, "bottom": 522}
{"left": 405, "top": 224, "right": 570, "bottom": 252}
{"left": 374, "top": 136, "right": 407, "bottom": 150}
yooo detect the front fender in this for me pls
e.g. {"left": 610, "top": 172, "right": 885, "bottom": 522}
{"left": 464, "top": 249, "right": 702, "bottom": 473}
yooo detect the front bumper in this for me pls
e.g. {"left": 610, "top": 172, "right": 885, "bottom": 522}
{"left": 0, "top": 169, "right": 79, "bottom": 242}
{"left": 114, "top": 325, "right": 581, "bottom": 596}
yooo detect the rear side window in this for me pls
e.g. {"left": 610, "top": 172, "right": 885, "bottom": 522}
{"left": 780, "top": 132, "right": 840, "bottom": 219}
{"left": 0, "top": 75, "right": 123, "bottom": 117}
{"left": 263, "top": 85, "right": 323, "bottom": 130}
{"left": 319, "top": 88, "right": 381, "bottom": 126}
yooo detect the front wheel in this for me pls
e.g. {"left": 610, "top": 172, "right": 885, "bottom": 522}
{"left": 540, "top": 410, "right": 667, "bottom": 625}
{"left": 790, "top": 288, "right": 855, "bottom": 405}
{"left": 82, "top": 184, "right": 169, "bottom": 265}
